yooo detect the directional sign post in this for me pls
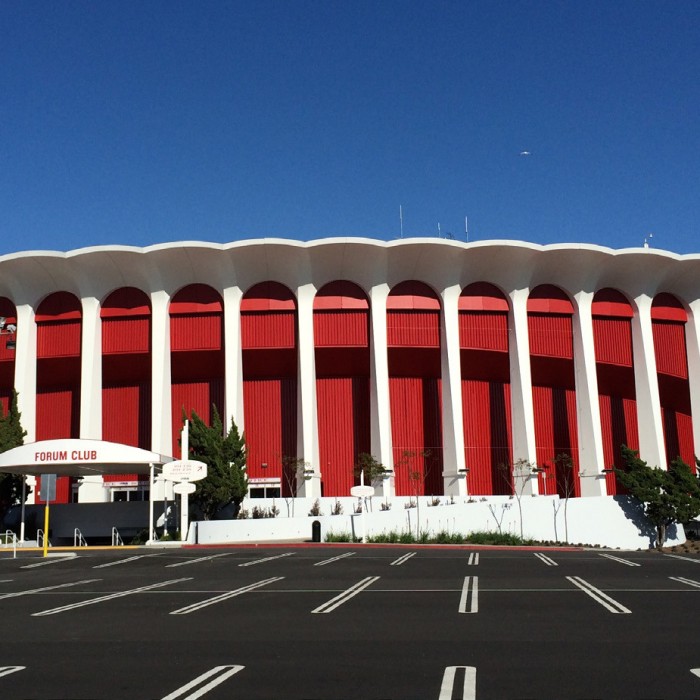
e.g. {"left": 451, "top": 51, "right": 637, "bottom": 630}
{"left": 163, "top": 421, "right": 208, "bottom": 541}
{"left": 350, "top": 471, "right": 375, "bottom": 543}
{"left": 41, "top": 474, "right": 57, "bottom": 557}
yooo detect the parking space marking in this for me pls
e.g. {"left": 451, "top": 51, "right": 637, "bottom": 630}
{"left": 467, "top": 553, "right": 479, "bottom": 566}
{"left": 238, "top": 552, "right": 294, "bottom": 567}
{"left": 458, "top": 576, "right": 478, "bottom": 614}
{"left": 21, "top": 556, "right": 78, "bottom": 569}
{"left": 439, "top": 666, "right": 476, "bottom": 700}
{"left": 691, "top": 668, "right": 700, "bottom": 680}
{"left": 32, "top": 578, "right": 192, "bottom": 616}
{"left": 161, "top": 665, "right": 244, "bottom": 700}
{"left": 0, "top": 579, "right": 100, "bottom": 601}
{"left": 534, "top": 552, "right": 557, "bottom": 566}
{"left": 93, "top": 554, "right": 164, "bottom": 568}
{"left": 664, "top": 553, "right": 700, "bottom": 564}
{"left": 670, "top": 576, "right": 700, "bottom": 589}
{"left": 390, "top": 552, "right": 415, "bottom": 566}
{"left": 566, "top": 576, "right": 631, "bottom": 613}
{"left": 314, "top": 552, "right": 355, "bottom": 567}
{"left": 311, "top": 576, "right": 380, "bottom": 613}
{"left": 0, "top": 666, "right": 26, "bottom": 679}
{"left": 167, "top": 553, "right": 231, "bottom": 568}
{"left": 598, "top": 553, "right": 641, "bottom": 567}
{"left": 170, "top": 577, "right": 284, "bottom": 615}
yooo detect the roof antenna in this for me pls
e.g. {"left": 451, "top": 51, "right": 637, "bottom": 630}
{"left": 437, "top": 222, "right": 441, "bottom": 238}
{"left": 644, "top": 232, "right": 653, "bottom": 249}
{"left": 399, "top": 205, "right": 404, "bottom": 239}
{"left": 465, "top": 216, "right": 469, "bottom": 242}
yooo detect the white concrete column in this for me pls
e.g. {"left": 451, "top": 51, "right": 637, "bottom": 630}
{"left": 79, "top": 296, "right": 102, "bottom": 439}
{"left": 508, "top": 288, "right": 538, "bottom": 495}
{"left": 150, "top": 290, "right": 172, "bottom": 458}
{"left": 12, "top": 304, "right": 37, "bottom": 443}
{"left": 440, "top": 285, "right": 467, "bottom": 496}
{"left": 631, "top": 294, "right": 666, "bottom": 469}
{"left": 572, "top": 292, "right": 607, "bottom": 496}
{"left": 369, "top": 284, "right": 395, "bottom": 497}
{"left": 296, "top": 284, "right": 321, "bottom": 498}
{"left": 684, "top": 299, "right": 700, "bottom": 466}
{"left": 223, "top": 286, "right": 244, "bottom": 431}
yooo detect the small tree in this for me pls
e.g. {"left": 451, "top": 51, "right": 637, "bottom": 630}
{"left": 354, "top": 453, "right": 388, "bottom": 486}
{"left": 615, "top": 446, "right": 700, "bottom": 549}
{"left": 186, "top": 406, "right": 248, "bottom": 520}
{"left": 499, "top": 458, "right": 537, "bottom": 539}
{"left": 0, "top": 391, "right": 29, "bottom": 524}
{"left": 280, "top": 455, "right": 310, "bottom": 516}
{"left": 551, "top": 453, "right": 576, "bottom": 544}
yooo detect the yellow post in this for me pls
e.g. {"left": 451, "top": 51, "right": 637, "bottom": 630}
{"left": 43, "top": 502, "right": 50, "bottom": 557}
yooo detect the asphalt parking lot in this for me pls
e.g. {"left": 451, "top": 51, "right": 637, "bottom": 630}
{"left": 1, "top": 545, "right": 699, "bottom": 699}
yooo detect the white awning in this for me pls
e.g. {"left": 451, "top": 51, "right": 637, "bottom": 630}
{"left": 0, "top": 439, "right": 173, "bottom": 476}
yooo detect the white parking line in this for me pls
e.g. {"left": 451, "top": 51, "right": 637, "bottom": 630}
{"left": 390, "top": 552, "right": 416, "bottom": 566}
{"left": 0, "top": 579, "right": 100, "bottom": 601}
{"left": 458, "top": 577, "right": 478, "bottom": 614}
{"left": 167, "top": 553, "right": 231, "bottom": 568}
{"left": 533, "top": 552, "right": 557, "bottom": 566}
{"left": 170, "top": 577, "right": 284, "bottom": 615}
{"left": 566, "top": 576, "right": 631, "bottom": 613}
{"left": 314, "top": 552, "right": 355, "bottom": 567}
{"left": 467, "top": 552, "right": 479, "bottom": 566}
{"left": 664, "top": 553, "right": 700, "bottom": 564}
{"left": 238, "top": 552, "right": 294, "bottom": 567}
{"left": 32, "top": 578, "right": 192, "bottom": 616}
{"left": 439, "top": 666, "right": 476, "bottom": 700}
{"left": 691, "top": 668, "right": 700, "bottom": 679}
{"left": 161, "top": 665, "right": 244, "bottom": 700}
{"left": 21, "top": 556, "right": 78, "bottom": 569}
{"left": 0, "top": 666, "right": 26, "bottom": 679}
{"left": 93, "top": 554, "right": 164, "bottom": 568}
{"left": 312, "top": 576, "right": 379, "bottom": 613}
{"left": 598, "top": 553, "right": 641, "bottom": 567}
{"left": 670, "top": 576, "right": 700, "bottom": 589}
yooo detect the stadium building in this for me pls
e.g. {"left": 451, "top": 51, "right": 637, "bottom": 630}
{"left": 0, "top": 238, "right": 698, "bottom": 509}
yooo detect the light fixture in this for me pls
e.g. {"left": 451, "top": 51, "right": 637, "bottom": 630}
{"left": 261, "top": 462, "right": 268, "bottom": 469}
{"left": 0, "top": 317, "right": 17, "bottom": 350}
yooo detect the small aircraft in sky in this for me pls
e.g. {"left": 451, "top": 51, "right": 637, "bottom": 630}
{"left": 519, "top": 150, "right": 532, "bottom": 156}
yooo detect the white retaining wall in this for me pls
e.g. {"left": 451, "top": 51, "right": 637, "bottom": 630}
{"left": 191, "top": 495, "right": 685, "bottom": 550}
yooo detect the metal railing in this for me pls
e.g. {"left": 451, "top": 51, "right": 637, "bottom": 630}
{"left": 37, "top": 529, "right": 51, "bottom": 549}
{"left": 111, "top": 527, "right": 124, "bottom": 546}
{"left": 73, "top": 529, "right": 88, "bottom": 547}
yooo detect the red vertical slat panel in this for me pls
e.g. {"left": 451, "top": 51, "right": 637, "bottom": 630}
{"left": 528, "top": 314, "right": 573, "bottom": 358}
{"left": 593, "top": 318, "right": 633, "bottom": 366}
{"left": 243, "top": 378, "right": 297, "bottom": 492}
{"left": 462, "top": 379, "right": 512, "bottom": 495}
{"left": 241, "top": 312, "right": 296, "bottom": 349}
{"left": 390, "top": 377, "right": 443, "bottom": 496}
{"left": 171, "top": 380, "right": 224, "bottom": 458}
{"left": 532, "top": 385, "right": 580, "bottom": 497}
{"left": 652, "top": 322, "right": 688, "bottom": 378}
{"left": 316, "top": 377, "right": 370, "bottom": 496}
{"left": 102, "top": 318, "right": 150, "bottom": 354}
{"left": 170, "top": 314, "right": 223, "bottom": 351}
{"left": 314, "top": 311, "right": 368, "bottom": 347}
{"left": 459, "top": 312, "right": 508, "bottom": 352}
{"left": 37, "top": 322, "right": 82, "bottom": 358}
{"left": 387, "top": 311, "right": 440, "bottom": 347}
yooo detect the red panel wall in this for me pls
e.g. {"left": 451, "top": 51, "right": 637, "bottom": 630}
{"left": 598, "top": 393, "right": 639, "bottom": 494}
{"left": 531, "top": 385, "right": 581, "bottom": 497}
{"left": 314, "top": 311, "right": 368, "bottom": 347}
{"left": 459, "top": 311, "right": 508, "bottom": 352}
{"left": 102, "top": 318, "right": 150, "bottom": 354}
{"left": 242, "top": 377, "right": 297, "bottom": 493}
{"left": 170, "top": 314, "right": 223, "bottom": 351}
{"left": 652, "top": 322, "right": 688, "bottom": 378}
{"left": 316, "top": 377, "right": 370, "bottom": 496}
{"left": 241, "top": 312, "right": 296, "bottom": 349}
{"left": 171, "top": 379, "right": 224, "bottom": 458}
{"left": 593, "top": 318, "right": 633, "bottom": 366}
{"left": 528, "top": 314, "right": 573, "bottom": 358}
{"left": 37, "top": 321, "right": 81, "bottom": 358}
{"left": 389, "top": 377, "right": 443, "bottom": 496}
{"left": 462, "top": 379, "right": 512, "bottom": 494}
{"left": 387, "top": 311, "right": 440, "bottom": 347}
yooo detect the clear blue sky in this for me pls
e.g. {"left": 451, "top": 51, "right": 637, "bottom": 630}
{"left": 1, "top": 1, "right": 698, "bottom": 255}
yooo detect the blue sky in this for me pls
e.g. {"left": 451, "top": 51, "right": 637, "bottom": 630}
{"left": 1, "top": 1, "right": 698, "bottom": 255}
